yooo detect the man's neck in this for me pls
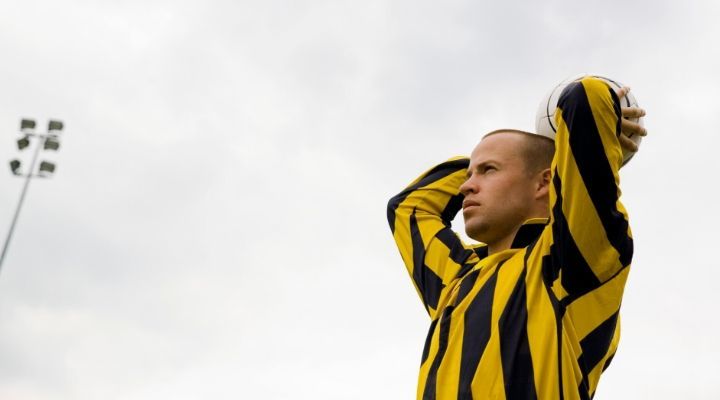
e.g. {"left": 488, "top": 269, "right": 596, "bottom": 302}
{"left": 486, "top": 215, "right": 548, "bottom": 255}
{"left": 486, "top": 229, "right": 519, "bottom": 255}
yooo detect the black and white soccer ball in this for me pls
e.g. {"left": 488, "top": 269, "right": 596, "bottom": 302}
{"left": 535, "top": 73, "right": 643, "bottom": 164}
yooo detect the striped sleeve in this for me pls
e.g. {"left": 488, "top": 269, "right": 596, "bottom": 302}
{"left": 387, "top": 158, "right": 482, "bottom": 319}
{"left": 542, "top": 77, "right": 634, "bottom": 302}
{"left": 533, "top": 77, "right": 634, "bottom": 396}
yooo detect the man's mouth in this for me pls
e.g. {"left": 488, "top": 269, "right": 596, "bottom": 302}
{"left": 462, "top": 200, "right": 480, "bottom": 210}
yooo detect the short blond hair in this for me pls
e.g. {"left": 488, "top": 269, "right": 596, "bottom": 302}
{"left": 483, "top": 129, "right": 555, "bottom": 175}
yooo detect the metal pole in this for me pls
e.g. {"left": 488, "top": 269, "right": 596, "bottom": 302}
{"left": 0, "top": 135, "right": 43, "bottom": 273}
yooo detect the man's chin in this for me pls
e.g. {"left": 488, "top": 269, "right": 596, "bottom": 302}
{"left": 464, "top": 222, "right": 487, "bottom": 243}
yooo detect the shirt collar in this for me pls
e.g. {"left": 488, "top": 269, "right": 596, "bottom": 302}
{"left": 510, "top": 218, "right": 548, "bottom": 249}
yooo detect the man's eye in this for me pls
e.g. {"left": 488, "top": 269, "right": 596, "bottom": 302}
{"left": 483, "top": 166, "right": 496, "bottom": 173}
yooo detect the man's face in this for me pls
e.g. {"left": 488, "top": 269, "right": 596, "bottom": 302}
{"left": 459, "top": 132, "right": 538, "bottom": 245}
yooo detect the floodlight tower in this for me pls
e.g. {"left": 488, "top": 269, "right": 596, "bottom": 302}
{"left": 0, "top": 118, "right": 64, "bottom": 273}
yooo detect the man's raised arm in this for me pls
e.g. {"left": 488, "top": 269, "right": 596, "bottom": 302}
{"left": 386, "top": 157, "right": 483, "bottom": 319}
{"left": 540, "top": 77, "right": 642, "bottom": 301}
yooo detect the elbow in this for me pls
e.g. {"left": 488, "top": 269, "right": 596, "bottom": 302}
{"left": 387, "top": 193, "right": 403, "bottom": 232}
{"left": 620, "top": 236, "right": 634, "bottom": 268}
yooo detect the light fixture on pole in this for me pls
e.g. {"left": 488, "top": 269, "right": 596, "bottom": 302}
{"left": 0, "top": 118, "right": 65, "bottom": 273}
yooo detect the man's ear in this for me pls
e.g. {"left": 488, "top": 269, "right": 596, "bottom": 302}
{"left": 535, "top": 168, "right": 551, "bottom": 199}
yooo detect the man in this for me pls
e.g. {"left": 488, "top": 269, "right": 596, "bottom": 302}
{"left": 387, "top": 77, "right": 647, "bottom": 399}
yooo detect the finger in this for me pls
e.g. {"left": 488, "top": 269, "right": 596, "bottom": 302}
{"left": 622, "top": 107, "right": 646, "bottom": 119}
{"left": 615, "top": 86, "right": 631, "bottom": 99}
{"left": 621, "top": 118, "right": 648, "bottom": 137}
{"left": 618, "top": 134, "right": 639, "bottom": 152}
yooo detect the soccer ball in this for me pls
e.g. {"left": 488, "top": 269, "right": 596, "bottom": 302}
{"left": 534, "top": 73, "right": 643, "bottom": 165}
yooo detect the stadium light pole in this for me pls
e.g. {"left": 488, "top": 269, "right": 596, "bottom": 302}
{"left": 0, "top": 118, "right": 64, "bottom": 274}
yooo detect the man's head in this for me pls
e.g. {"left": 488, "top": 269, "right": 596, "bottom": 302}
{"left": 459, "top": 129, "right": 555, "bottom": 251}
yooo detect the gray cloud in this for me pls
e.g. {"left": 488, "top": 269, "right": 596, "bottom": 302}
{"left": 0, "top": 0, "right": 718, "bottom": 398}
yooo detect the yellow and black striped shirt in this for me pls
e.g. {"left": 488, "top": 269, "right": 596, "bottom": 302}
{"left": 387, "top": 77, "right": 633, "bottom": 400}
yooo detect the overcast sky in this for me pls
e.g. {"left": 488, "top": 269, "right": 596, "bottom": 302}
{"left": 0, "top": 1, "right": 718, "bottom": 399}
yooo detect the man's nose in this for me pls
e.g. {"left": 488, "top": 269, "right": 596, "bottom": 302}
{"left": 460, "top": 178, "right": 476, "bottom": 196}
